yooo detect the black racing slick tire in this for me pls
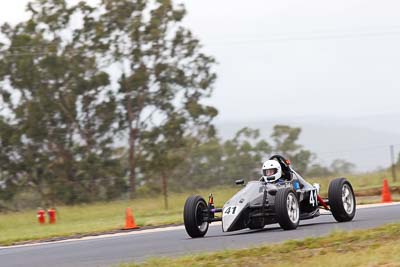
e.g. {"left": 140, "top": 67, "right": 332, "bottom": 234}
{"left": 183, "top": 195, "right": 209, "bottom": 238}
{"left": 275, "top": 188, "right": 300, "bottom": 230}
{"left": 328, "top": 178, "right": 356, "bottom": 222}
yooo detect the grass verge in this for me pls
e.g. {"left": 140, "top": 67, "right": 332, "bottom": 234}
{"left": 0, "top": 186, "right": 237, "bottom": 246}
{"left": 121, "top": 223, "right": 400, "bottom": 267}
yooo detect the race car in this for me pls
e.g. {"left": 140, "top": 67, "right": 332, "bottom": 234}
{"left": 183, "top": 155, "right": 356, "bottom": 238}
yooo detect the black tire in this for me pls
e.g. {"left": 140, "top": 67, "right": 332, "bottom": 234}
{"left": 183, "top": 195, "right": 209, "bottom": 238}
{"left": 275, "top": 188, "right": 300, "bottom": 230}
{"left": 328, "top": 178, "right": 356, "bottom": 222}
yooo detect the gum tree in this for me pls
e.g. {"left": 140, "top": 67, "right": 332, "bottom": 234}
{"left": 80, "top": 0, "right": 218, "bottom": 197}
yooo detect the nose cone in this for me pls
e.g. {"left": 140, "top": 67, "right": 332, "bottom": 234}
{"left": 222, "top": 181, "right": 262, "bottom": 231}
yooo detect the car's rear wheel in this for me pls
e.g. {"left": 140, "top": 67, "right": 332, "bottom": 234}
{"left": 328, "top": 178, "right": 356, "bottom": 222}
{"left": 183, "top": 195, "right": 209, "bottom": 238}
{"left": 275, "top": 188, "right": 300, "bottom": 230}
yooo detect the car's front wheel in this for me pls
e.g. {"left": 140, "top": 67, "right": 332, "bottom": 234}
{"left": 275, "top": 188, "right": 300, "bottom": 230}
{"left": 328, "top": 178, "right": 356, "bottom": 222}
{"left": 183, "top": 195, "right": 209, "bottom": 238}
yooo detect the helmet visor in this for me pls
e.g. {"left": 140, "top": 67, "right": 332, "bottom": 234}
{"left": 263, "top": 168, "right": 277, "bottom": 177}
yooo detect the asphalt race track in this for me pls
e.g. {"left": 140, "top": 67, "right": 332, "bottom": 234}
{"left": 1, "top": 203, "right": 400, "bottom": 267}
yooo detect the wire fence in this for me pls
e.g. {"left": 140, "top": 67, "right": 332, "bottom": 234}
{"left": 2, "top": 26, "right": 400, "bottom": 58}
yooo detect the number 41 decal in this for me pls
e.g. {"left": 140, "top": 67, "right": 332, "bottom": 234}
{"left": 309, "top": 189, "right": 318, "bottom": 206}
{"left": 224, "top": 206, "right": 237, "bottom": 215}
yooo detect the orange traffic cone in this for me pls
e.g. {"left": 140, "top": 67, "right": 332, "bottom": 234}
{"left": 381, "top": 179, "right": 392, "bottom": 203}
{"left": 124, "top": 207, "right": 139, "bottom": 230}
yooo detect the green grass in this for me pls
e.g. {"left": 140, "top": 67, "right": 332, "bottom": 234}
{"left": 0, "top": 186, "right": 237, "bottom": 246}
{"left": 121, "top": 223, "right": 400, "bottom": 267}
{"left": 357, "top": 195, "right": 400, "bottom": 204}
{"left": 0, "top": 170, "right": 398, "bottom": 246}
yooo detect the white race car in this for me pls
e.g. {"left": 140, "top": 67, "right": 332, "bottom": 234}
{"left": 183, "top": 155, "right": 356, "bottom": 238}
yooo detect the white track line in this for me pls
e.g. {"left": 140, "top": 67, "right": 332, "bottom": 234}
{"left": 354, "top": 202, "right": 400, "bottom": 209}
{"left": 1, "top": 202, "right": 399, "bottom": 250}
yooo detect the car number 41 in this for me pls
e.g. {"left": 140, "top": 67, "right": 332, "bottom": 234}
{"left": 224, "top": 206, "right": 237, "bottom": 215}
{"left": 309, "top": 189, "right": 318, "bottom": 206}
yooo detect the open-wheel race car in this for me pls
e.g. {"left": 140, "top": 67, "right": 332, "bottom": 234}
{"left": 183, "top": 155, "right": 356, "bottom": 238}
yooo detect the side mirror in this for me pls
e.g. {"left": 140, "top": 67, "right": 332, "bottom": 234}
{"left": 235, "top": 179, "right": 245, "bottom": 185}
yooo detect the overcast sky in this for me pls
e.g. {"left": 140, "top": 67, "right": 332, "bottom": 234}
{"left": 182, "top": 0, "right": 400, "bottom": 122}
{"left": 2, "top": 0, "right": 400, "bottom": 122}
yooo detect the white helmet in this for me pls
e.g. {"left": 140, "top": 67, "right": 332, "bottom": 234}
{"left": 262, "top": 160, "right": 282, "bottom": 182}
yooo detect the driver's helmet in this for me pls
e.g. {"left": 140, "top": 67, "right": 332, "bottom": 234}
{"left": 261, "top": 160, "right": 282, "bottom": 182}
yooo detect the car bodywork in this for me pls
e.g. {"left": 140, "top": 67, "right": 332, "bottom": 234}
{"left": 221, "top": 168, "right": 319, "bottom": 232}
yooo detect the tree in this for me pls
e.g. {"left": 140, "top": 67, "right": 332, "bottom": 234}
{"left": 79, "top": 0, "right": 218, "bottom": 197}
{"left": 169, "top": 137, "right": 223, "bottom": 190}
{"left": 0, "top": 0, "right": 217, "bottom": 205}
{"left": 330, "top": 159, "right": 356, "bottom": 175}
{"left": 271, "top": 125, "right": 312, "bottom": 174}
{"left": 221, "top": 128, "right": 271, "bottom": 182}
{"left": 140, "top": 113, "right": 190, "bottom": 208}
{"left": 170, "top": 128, "right": 272, "bottom": 189}
{"left": 0, "top": 116, "right": 20, "bottom": 208}
{"left": 0, "top": 0, "right": 124, "bottom": 205}
{"left": 306, "top": 163, "right": 332, "bottom": 178}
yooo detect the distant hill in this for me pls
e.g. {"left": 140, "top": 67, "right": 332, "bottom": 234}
{"left": 215, "top": 114, "right": 400, "bottom": 172}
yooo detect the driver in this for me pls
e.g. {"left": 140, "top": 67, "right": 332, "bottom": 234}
{"left": 261, "top": 159, "right": 284, "bottom": 183}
